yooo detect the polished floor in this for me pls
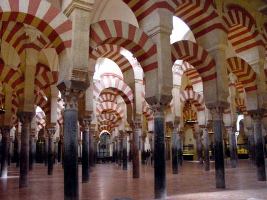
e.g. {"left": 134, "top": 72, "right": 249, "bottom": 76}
{"left": 0, "top": 160, "right": 267, "bottom": 200}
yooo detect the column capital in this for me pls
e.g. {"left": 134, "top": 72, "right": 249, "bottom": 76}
{"left": 47, "top": 127, "right": 56, "bottom": 138}
{"left": 249, "top": 109, "right": 265, "bottom": 121}
{"left": 17, "top": 111, "right": 34, "bottom": 124}
{"left": 81, "top": 117, "right": 91, "bottom": 132}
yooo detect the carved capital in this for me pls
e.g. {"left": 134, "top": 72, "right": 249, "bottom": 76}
{"left": 1, "top": 126, "right": 10, "bottom": 138}
{"left": 17, "top": 112, "right": 34, "bottom": 124}
{"left": 47, "top": 127, "right": 56, "bottom": 138}
{"left": 209, "top": 107, "right": 224, "bottom": 121}
{"left": 81, "top": 117, "right": 91, "bottom": 132}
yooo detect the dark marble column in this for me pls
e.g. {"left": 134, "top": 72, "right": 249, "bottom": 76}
{"left": 29, "top": 130, "right": 36, "bottom": 171}
{"left": 211, "top": 108, "right": 225, "bottom": 189}
{"left": 47, "top": 126, "right": 56, "bottom": 175}
{"left": 202, "top": 128, "right": 210, "bottom": 171}
{"left": 177, "top": 132, "right": 183, "bottom": 166}
{"left": 247, "top": 127, "right": 256, "bottom": 164}
{"left": 44, "top": 136, "right": 48, "bottom": 166}
{"left": 59, "top": 88, "right": 81, "bottom": 200}
{"left": 226, "top": 127, "right": 237, "bottom": 168}
{"left": 154, "top": 106, "right": 166, "bottom": 199}
{"left": 122, "top": 133, "right": 128, "bottom": 170}
{"left": 171, "top": 124, "right": 179, "bottom": 174}
{"left": 251, "top": 112, "right": 266, "bottom": 181}
{"left": 133, "top": 119, "right": 141, "bottom": 178}
{"left": 0, "top": 126, "right": 10, "bottom": 178}
{"left": 18, "top": 112, "right": 34, "bottom": 188}
{"left": 16, "top": 133, "right": 21, "bottom": 167}
{"left": 141, "top": 135, "right": 146, "bottom": 164}
{"left": 81, "top": 118, "right": 90, "bottom": 183}
{"left": 89, "top": 129, "right": 95, "bottom": 167}
{"left": 196, "top": 132, "right": 203, "bottom": 164}
{"left": 118, "top": 135, "right": 123, "bottom": 167}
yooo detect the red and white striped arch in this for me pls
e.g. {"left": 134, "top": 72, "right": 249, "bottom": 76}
{"left": 0, "top": 0, "right": 72, "bottom": 54}
{"left": 142, "top": 101, "right": 153, "bottom": 121}
{"left": 171, "top": 40, "right": 216, "bottom": 82}
{"left": 96, "top": 101, "right": 124, "bottom": 119}
{"left": 90, "top": 20, "right": 157, "bottom": 72}
{"left": 98, "top": 91, "right": 117, "bottom": 103}
{"left": 97, "top": 113, "right": 121, "bottom": 127}
{"left": 90, "top": 44, "right": 132, "bottom": 73}
{"left": 223, "top": 4, "right": 264, "bottom": 53}
{"left": 180, "top": 88, "right": 205, "bottom": 111}
{"left": 94, "top": 76, "right": 133, "bottom": 106}
{"left": 35, "top": 63, "right": 58, "bottom": 90}
{"left": 226, "top": 57, "right": 257, "bottom": 92}
{"left": 174, "top": 0, "right": 226, "bottom": 38}
{"left": 121, "top": 0, "right": 177, "bottom": 22}
{"left": 0, "top": 21, "right": 50, "bottom": 56}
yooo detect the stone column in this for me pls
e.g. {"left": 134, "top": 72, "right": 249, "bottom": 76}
{"left": 122, "top": 133, "right": 128, "bottom": 170}
{"left": 133, "top": 119, "right": 141, "bottom": 178}
{"left": 177, "top": 131, "right": 183, "bottom": 166}
{"left": 153, "top": 105, "right": 166, "bottom": 199}
{"left": 196, "top": 132, "right": 203, "bottom": 164}
{"left": 226, "top": 126, "right": 237, "bottom": 168}
{"left": 89, "top": 128, "right": 95, "bottom": 167}
{"left": 47, "top": 126, "right": 56, "bottom": 175}
{"left": 251, "top": 112, "right": 266, "bottom": 181}
{"left": 58, "top": 84, "right": 87, "bottom": 200}
{"left": 18, "top": 112, "right": 33, "bottom": 188}
{"left": 0, "top": 126, "right": 10, "bottom": 178}
{"left": 171, "top": 125, "right": 179, "bottom": 174}
{"left": 44, "top": 135, "right": 48, "bottom": 166}
{"left": 202, "top": 128, "right": 210, "bottom": 171}
{"left": 141, "top": 135, "right": 146, "bottom": 164}
{"left": 247, "top": 127, "right": 256, "bottom": 164}
{"left": 29, "top": 130, "right": 36, "bottom": 171}
{"left": 210, "top": 108, "right": 225, "bottom": 188}
{"left": 119, "top": 134, "right": 123, "bottom": 167}
{"left": 81, "top": 117, "right": 90, "bottom": 183}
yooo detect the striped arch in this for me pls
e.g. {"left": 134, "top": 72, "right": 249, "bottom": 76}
{"left": 223, "top": 4, "right": 264, "bottom": 53}
{"left": 0, "top": 0, "right": 72, "bottom": 54}
{"left": 90, "top": 20, "right": 157, "bottom": 72}
{"left": 263, "top": 23, "right": 267, "bottom": 58}
{"left": 94, "top": 77, "right": 133, "bottom": 106}
{"left": 171, "top": 40, "right": 216, "bottom": 82}
{"left": 174, "top": 0, "right": 226, "bottom": 38}
{"left": 98, "top": 91, "right": 117, "bottom": 103}
{"left": 97, "top": 113, "right": 122, "bottom": 127}
{"left": 142, "top": 101, "right": 153, "bottom": 121}
{"left": 35, "top": 93, "right": 49, "bottom": 116}
{"left": 96, "top": 102, "right": 124, "bottom": 119}
{"left": 35, "top": 63, "right": 58, "bottom": 89}
{"left": 0, "top": 21, "right": 50, "bottom": 56}
{"left": 90, "top": 44, "right": 132, "bottom": 73}
{"left": 180, "top": 88, "right": 205, "bottom": 111}
{"left": 235, "top": 97, "right": 246, "bottom": 113}
{"left": 226, "top": 57, "right": 257, "bottom": 92}
{"left": 121, "top": 0, "right": 176, "bottom": 22}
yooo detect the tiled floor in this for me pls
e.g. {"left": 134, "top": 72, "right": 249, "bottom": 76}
{"left": 0, "top": 160, "right": 267, "bottom": 200}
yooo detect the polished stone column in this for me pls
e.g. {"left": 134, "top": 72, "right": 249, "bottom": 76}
{"left": 202, "top": 128, "right": 210, "bottom": 171}
{"left": 29, "top": 130, "right": 36, "bottom": 171}
{"left": 247, "top": 127, "right": 256, "bottom": 164}
{"left": 16, "top": 132, "right": 21, "bottom": 167}
{"left": 211, "top": 108, "right": 225, "bottom": 188}
{"left": 44, "top": 136, "right": 48, "bottom": 166}
{"left": 141, "top": 135, "right": 146, "bottom": 164}
{"left": 171, "top": 125, "right": 179, "bottom": 174}
{"left": 89, "top": 129, "right": 95, "bottom": 167}
{"left": 0, "top": 126, "right": 10, "bottom": 178}
{"left": 226, "top": 126, "right": 237, "bottom": 168}
{"left": 118, "top": 135, "right": 123, "bottom": 167}
{"left": 47, "top": 127, "right": 56, "bottom": 175}
{"left": 251, "top": 112, "right": 266, "bottom": 181}
{"left": 177, "top": 132, "right": 183, "bottom": 166}
{"left": 133, "top": 120, "right": 141, "bottom": 178}
{"left": 61, "top": 89, "right": 80, "bottom": 200}
{"left": 18, "top": 112, "right": 33, "bottom": 188}
{"left": 154, "top": 106, "right": 166, "bottom": 199}
{"left": 82, "top": 118, "right": 90, "bottom": 183}
{"left": 196, "top": 132, "right": 203, "bottom": 164}
{"left": 122, "top": 134, "right": 128, "bottom": 170}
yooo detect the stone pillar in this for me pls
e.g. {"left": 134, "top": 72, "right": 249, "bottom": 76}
{"left": 226, "top": 126, "right": 237, "bottom": 168}
{"left": 202, "top": 128, "right": 210, "bottom": 171}
{"left": 16, "top": 131, "right": 21, "bottom": 167}
{"left": 251, "top": 112, "right": 266, "bottom": 181}
{"left": 29, "top": 130, "right": 35, "bottom": 171}
{"left": 133, "top": 119, "right": 141, "bottom": 178}
{"left": 119, "top": 134, "right": 123, "bottom": 167}
{"left": 122, "top": 133, "right": 128, "bottom": 170}
{"left": 81, "top": 117, "right": 90, "bottom": 183}
{"left": 58, "top": 84, "right": 86, "bottom": 200}
{"left": 177, "top": 131, "right": 183, "bottom": 166}
{"left": 47, "top": 126, "right": 56, "bottom": 175}
{"left": 247, "top": 127, "right": 256, "bottom": 164}
{"left": 18, "top": 112, "right": 33, "bottom": 188}
{"left": 196, "top": 132, "right": 203, "bottom": 164}
{"left": 44, "top": 135, "right": 48, "bottom": 166}
{"left": 171, "top": 125, "right": 179, "bottom": 174}
{"left": 89, "top": 128, "right": 95, "bottom": 167}
{"left": 141, "top": 135, "right": 146, "bottom": 164}
{"left": 0, "top": 126, "right": 10, "bottom": 178}
{"left": 153, "top": 106, "right": 166, "bottom": 199}
{"left": 210, "top": 108, "right": 225, "bottom": 188}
